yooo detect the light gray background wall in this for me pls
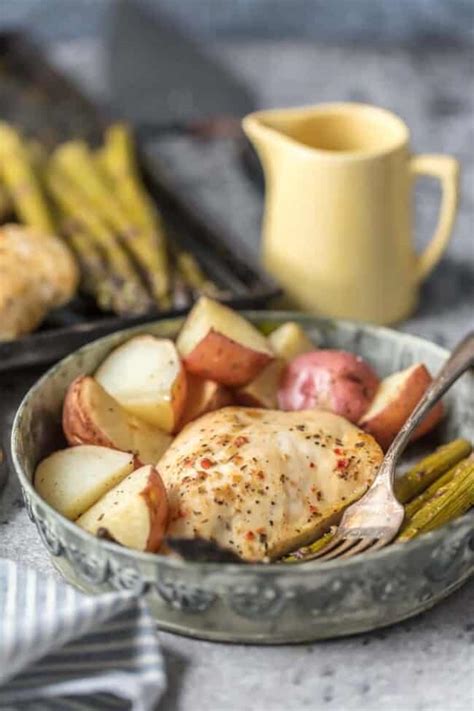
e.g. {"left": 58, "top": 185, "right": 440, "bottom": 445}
{"left": 1, "top": 0, "right": 473, "bottom": 43}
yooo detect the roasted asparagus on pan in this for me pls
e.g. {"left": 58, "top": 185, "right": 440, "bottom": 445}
{"left": 0, "top": 121, "right": 221, "bottom": 340}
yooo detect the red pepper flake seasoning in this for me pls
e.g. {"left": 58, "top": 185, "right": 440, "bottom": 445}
{"left": 245, "top": 531, "right": 255, "bottom": 540}
{"left": 334, "top": 447, "right": 343, "bottom": 455}
{"left": 309, "top": 462, "right": 315, "bottom": 469}
{"left": 171, "top": 507, "right": 187, "bottom": 522}
{"left": 337, "top": 458, "right": 349, "bottom": 469}
{"left": 309, "top": 505, "right": 319, "bottom": 514}
{"left": 234, "top": 436, "right": 249, "bottom": 447}
{"left": 201, "top": 457, "right": 214, "bottom": 469}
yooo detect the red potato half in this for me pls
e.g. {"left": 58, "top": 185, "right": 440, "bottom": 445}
{"left": 359, "top": 363, "right": 444, "bottom": 451}
{"left": 179, "top": 374, "right": 234, "bottom": 429}
{"left": 34, "top": 445, "right": 135, "bottom": 520}
{"left": 76, "top": 465, "right": 168, "bottom": 552}
{"left": 176, "top": 296, "right": 274, "bottom": 387}
{"left": 278, "top": 350, "right": 379, "bottom": 424}
{"left": 235, "top": 359, "right": 285, "bottom": 409}
{"left": 95, "top": 335, "right": 187, "bottom": 433}
{"left": 63, "top": 376, "right": 172, "bottom": 465}
{"left": 268, "top": 322, "right": 315, "bottom": 362}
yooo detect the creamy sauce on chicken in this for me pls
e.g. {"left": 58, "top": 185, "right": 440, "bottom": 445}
{"left": 159, "top": 407, "right": 383, "bottom": 561}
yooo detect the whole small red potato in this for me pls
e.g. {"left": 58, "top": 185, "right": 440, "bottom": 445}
{"left": 278, "top": 350, "right": 379, "bottom": 423}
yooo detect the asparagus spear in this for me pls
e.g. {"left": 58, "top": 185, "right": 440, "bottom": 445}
{"left": 61, "top": 215, "right": 126, "bottom": 313}
{"left": 27, "top": 139, "right": 49, "bottom": 175}
{"left": 52, "top": 139, "right": 170, "bottom": 308}
{"left": 52, "top": 140, "right": 128, "bottom": 230}
{"left": 393, "top": 438, "right": 472, "bottom": 503}
{"left": 397, "top": 457, "right": 474, "bottom": 542}
{"left": 282, "top": 439, "right": 473, "bottom": 563}
{"left": 46, "top": 165, "right": 152, "bottom": 315}
{"left": 282, "top": 532, "right": 334, "bottom": 563}
{"left": 101, "top": 124, "right": 171, "bottom": 306}
{"left": 0, "top": 123, "right": 55, "bottom": 233}
{"left": 176, "top": 250, "right": 219, "bottom": 296}
{"left": 404, "top": 464, "right": 459, "bottom": 519}
{"left": 100, "top": 124, "right": 160, "bottom": 235}
{"left": 102, "top": 125, "right": 223, "bottom": 302}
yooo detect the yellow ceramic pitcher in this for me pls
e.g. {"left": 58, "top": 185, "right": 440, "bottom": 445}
{"left": 243, "top": 103, "right": 459, "bottom": 324}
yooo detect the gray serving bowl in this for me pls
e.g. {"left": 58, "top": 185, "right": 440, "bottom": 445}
{"left": 11, "top": 312, "right": 474, "bottom": 643}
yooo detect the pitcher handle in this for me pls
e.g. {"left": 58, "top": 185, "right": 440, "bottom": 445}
{"left": 410, "top": 154, "right": 460, "bottom": 282}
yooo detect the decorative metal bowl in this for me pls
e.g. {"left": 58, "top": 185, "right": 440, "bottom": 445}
{"left": 11, "top": 313, "right": 474, "bottom": 643}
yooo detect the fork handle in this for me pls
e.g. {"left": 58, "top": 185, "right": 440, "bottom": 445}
{"left": 383, "top": 331, "right": 474, "bottom": 474}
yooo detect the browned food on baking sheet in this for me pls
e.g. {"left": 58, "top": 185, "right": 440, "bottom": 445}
{"left": 0, "top": 223, "right": 78, "bottom": 340}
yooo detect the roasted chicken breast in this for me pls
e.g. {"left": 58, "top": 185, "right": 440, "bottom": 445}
{"left": 159, "top": 407, "right": 383, "bottom": 561}
{"left": 0, "top": 224, "right": 78, "bottom": 340}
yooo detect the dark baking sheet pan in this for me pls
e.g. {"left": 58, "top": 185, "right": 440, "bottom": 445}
{"left": 0, "top": 32, "right": 279, "bottom": 372}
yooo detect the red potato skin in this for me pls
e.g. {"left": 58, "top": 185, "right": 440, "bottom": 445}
{"left": 142, "top": 468, "right": 169, "bottom": 552}
{"left": 182, "top": 329, "right": 273, "bottom": 387}
{"left": 63, "top": 377, "right": 145, "bottom": 468}
{"left": 412, "top": 402, "right": 444, "bottom": 442}
{"left": 179, "top": 374, "right": 234, "bottom": 429}
{"left": 170, "top": 366, "right": 188, "bottom": 433}
{"left": 62, "top": 376, "right": 116, "bottom": 448}
{"left": 278, "top": 350, "right": 379, "bottom": 423}
{"left": 63, "top": 376, "right": 161, "bottom": 468}
{"left": 360, "top": 365, "right": 444, "bottom": 451}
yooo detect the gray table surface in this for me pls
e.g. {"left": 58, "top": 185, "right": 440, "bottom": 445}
{"left": 1, "top": 39, "right": 473, "bottom": 711}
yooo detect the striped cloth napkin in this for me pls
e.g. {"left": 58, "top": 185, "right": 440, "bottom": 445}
{"left": 0, "top": 559, "right": 166, "bottom": 710}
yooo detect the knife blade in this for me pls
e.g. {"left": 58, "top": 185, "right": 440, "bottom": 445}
{"left": 105, "top": 0, "right": 256, "bottom": 133}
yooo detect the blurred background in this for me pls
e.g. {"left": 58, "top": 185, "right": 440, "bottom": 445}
{"left": 2, "top": 0, "right": 474, "bottom": 43}
{"left": 1, "top": 0, "right": 473, "bottom": 345}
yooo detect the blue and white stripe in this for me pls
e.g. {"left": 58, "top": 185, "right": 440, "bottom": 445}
{"left": 0, "top": 560, "right": 165, "bottom": 711}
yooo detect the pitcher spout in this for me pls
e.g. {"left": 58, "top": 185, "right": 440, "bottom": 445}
{"left": 243, "top": 106, "right": 324, "bottom": 175}
{"left": 242, "top": 111, "right": 284, "bottom": 177}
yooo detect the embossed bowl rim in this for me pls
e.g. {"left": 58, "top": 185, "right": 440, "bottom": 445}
{"left": 11, "top": 311, "right": 474, "bottom": 576}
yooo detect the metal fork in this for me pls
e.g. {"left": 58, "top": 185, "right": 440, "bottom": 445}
{"left": 310, "top": 331, "right": 474, "bottom": 562}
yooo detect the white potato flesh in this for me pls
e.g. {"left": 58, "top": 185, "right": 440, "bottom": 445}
{"left": 236, "top": 359, "right": 284, "bottom": 409}
{"left": 34, "top": 445, "right": 135, "bottom": 520}
{"left": 179, "top": 374, "right": 233, "bottom": 429}
{"left": 176, "top": 296, "right": 272, "bottom": 359}
{"left": 95, "top": 335, "right": 186, "bottom": 432}
{"left": 268, "top": 322, "right": 315, "bottom": 362}
{"left": 76, "top": 465, "right": 168, "bottom": 552}
{"left": 359, "top": 363, "right": 443, "bottom": 450}
{"left": 63, "top": 376, "right": 171, "bottom": 465}
{"left": 362, "top": 368, "right": 412, "bottom": 417}
{"left": 176, "top": 296, "right": 273, "bottom": 386}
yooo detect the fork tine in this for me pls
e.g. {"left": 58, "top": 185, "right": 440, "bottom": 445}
{"left": 306, "top": 534, "right": 344, "bottom": 560}
{"left": 317, "top": 537, "right": 361, "bottom": 561}
{"left": 365, "top": 536, "right": 394, "bottom": 553}
{"left": 338, "top": 538, "right": 375, "bottom": 559}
